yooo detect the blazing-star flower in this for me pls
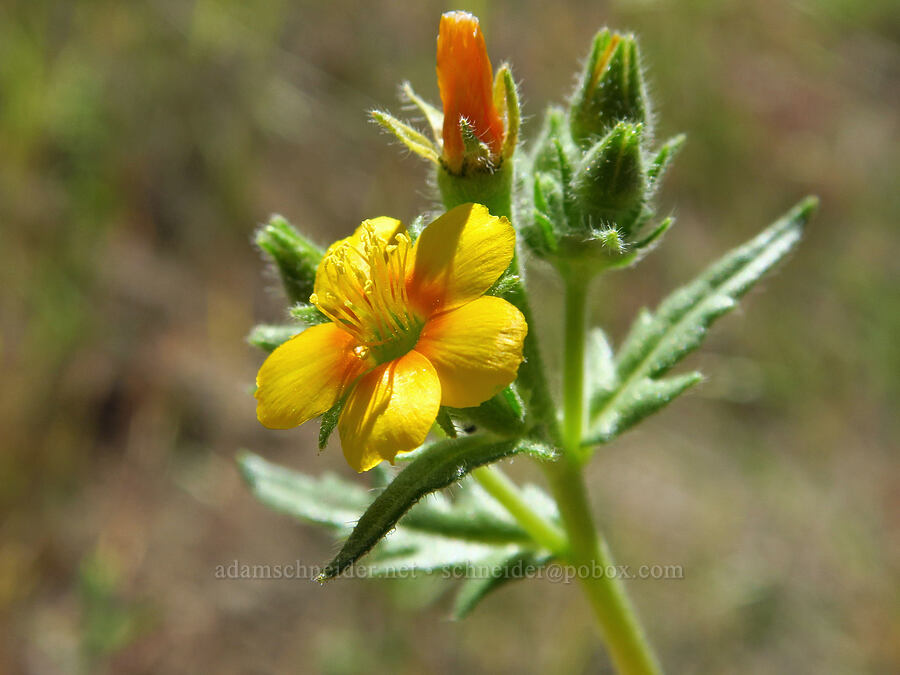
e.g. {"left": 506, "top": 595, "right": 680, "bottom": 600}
{"left": 437, "top": 11, "right": 507, "bottom": 174}
{"left": 255, "top": 203, "right": 527, "bottom": 472}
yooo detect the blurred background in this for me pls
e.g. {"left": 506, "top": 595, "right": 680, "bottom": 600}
{"left": 1, "top": 0, "right": 898, "bottom": 672}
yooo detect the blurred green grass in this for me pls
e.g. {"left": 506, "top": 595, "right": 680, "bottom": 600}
{"left": 1, "top": 0, "right": 898, "bottom": 673}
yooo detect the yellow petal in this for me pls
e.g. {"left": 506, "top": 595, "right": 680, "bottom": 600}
{"left": 407, "top": 203, "right": 515, "bottom": 316}
{"left": 338, "top": 350, "right": 441, "bottom": 472}
{"left": 415, "top": 296, "right": 527, "bottom": 409}
{"left": 255, "top": 323, "right": 370, "bottom": 429}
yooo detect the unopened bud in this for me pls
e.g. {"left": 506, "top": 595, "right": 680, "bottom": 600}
{"left": 572, "top": 122, "right": 647, "bottom": 237}
{"left": 255, "top": 215, "right": 323, "bottom": 304}
{"left": 569, "top": 30, "right": 650, "bottom": 147}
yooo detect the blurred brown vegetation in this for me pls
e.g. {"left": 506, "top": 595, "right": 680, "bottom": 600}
{"left": 1, "top": 0, "right": 898, "bottom": 673}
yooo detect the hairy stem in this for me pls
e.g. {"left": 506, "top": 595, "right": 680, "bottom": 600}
{"left": 543, "top": 269, "right": 662, "bottom": 675}
{"left": 562, "top": 272, "right": 589, "bottom": 452}
{"left": 543, "top": 458, "right": 661, "bottom": 675}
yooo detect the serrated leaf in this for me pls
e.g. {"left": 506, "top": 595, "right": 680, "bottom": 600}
{"left": 238, "top": 451, "right": 560, "bottom": 588}
{"left": 237, "top": 452, "right": 370, "bottom": 532}
{"left": 238, "top": 451, "right": 543, "bottom": 544}
{"left": 318, "top": 435, "right": 549, "bottom": 581}
{"left": 587, "top": 327, "right": 617, "bottom": 399}
{"left": 586, "top": 372, "right": 703, "bottom": 445}
{"left": 367, "top": 533, "right": 520, "bottom": 576}
{"left": 247, "top": 324, "right": 300, "bottom": 353}
{"left": 585, "top": 197, "right": 816, "bottom": 449}
{"left": 452, "top": 549, "right": 554, "bottom": 619}
{"left": 371, "top": 110, "right": 439, "bottom": 163}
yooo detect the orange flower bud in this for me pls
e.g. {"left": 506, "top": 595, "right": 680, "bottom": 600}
{"left": 436, "top": 11, "right": 505, "bottom": 174}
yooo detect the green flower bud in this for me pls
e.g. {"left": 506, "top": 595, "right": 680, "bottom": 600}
{"left": 569, "top": 30, "right": 650, "bottom": 147}
{"left": 572, "top": 121, "right": 647, "bottom": 237}
{"left": 255, "top": 215, "right": 323, "bottom": 304}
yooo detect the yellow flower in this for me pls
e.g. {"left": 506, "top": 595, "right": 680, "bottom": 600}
{"left": 255, "top": 203, "right": 528, "bottom": 472}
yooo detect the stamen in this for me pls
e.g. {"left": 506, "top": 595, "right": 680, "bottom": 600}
{"left": 311, "top": 224, "right": 423, "bottom": 361}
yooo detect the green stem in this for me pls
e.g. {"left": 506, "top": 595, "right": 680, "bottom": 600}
{"left": 472, "top": 465, "right": 567, "bottom": 556}
{"left": 562, "top": 271, "right": 589, "bottom": 453}
{"left": 546, "top": 267, "right": 661, "bottom": 675}
{"left": 544, "top": 459, "right": 661, "bottom": 675}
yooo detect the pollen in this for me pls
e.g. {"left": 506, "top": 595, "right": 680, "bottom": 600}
{"left": 311, "top": 223, "right": 423, "bottom": 362}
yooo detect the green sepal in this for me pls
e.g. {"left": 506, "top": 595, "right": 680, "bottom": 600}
{"left": 289, "top": 303, "right": 329, "bottom": 326}
{"left": 318, "top": 396, "right": 344, "bottom": 449}
{"left": 400, "top": 81, "right": 443, "bottom": 142}
{"left": 452, "top": 549, "right": 554, "bottom": 620}
{"left": 486, "top": 273, "right": 522, "bottom": 300}
{"left": 494, "top": 64, "right": 520, "bottom": 160}
{"left": 371, "top": 110, "right": 439, "bottom": 164}
{"left": 632, "top": 216, "right": 673, "bottom": 253}
{"left": 531, "top": 106, "right": 574, "bottom": 176}
{"left": 246, "top": 324, "right": 300, "bottom": 353}
{"left": 647, "top": 135, "right": 686, "bottom": 190}
{"left": 459, "top": 118, "right": 494, "bottom": 167}
{"left": 449, "top": 386, "right": 527, "bottom": 437}
{"left": 255, "top": 215, "right": 323, "bottom": 305}
{"left": 435, "top": 407, "right": 458, "bottom": 438}
{"left": 584, "top": 197, "right": 817, "bottom": 452}
{"left": 571, "top": 121, "right": 647, "bottom": 238}
{"left": 317, "top": 435, "right": 553, "bottom": 581}
{"left": 569, "top": 29, "right": 651, "bottom": 147}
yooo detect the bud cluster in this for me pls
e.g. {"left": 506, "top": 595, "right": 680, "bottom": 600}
{"left": 522, "top": 30, "right": 684, "bottom": 276}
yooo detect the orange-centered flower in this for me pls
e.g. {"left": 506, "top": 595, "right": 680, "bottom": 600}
{"left": 255, "top": 203, "right": 527, "bottom": 472}
{"left": 437, "top": 11, "right": 505, "bottom": 173}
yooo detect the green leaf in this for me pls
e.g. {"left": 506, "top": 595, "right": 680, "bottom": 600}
{"left": 586, "top": 328, "right": 616, "bottom": 401}
{"left": 452, "top": 549, "right": 554, "bottom": 619}
{"left": 367, "top": 532, "right": 521, "bottom": 576}
{"left": 585, "top": 197, "right": 817, "bottom": 449}
{"left": 237, "top": 452, "right": 370, "bottom": 533}
{"left": 317, "top": 435, "right": 551, "bottom": 581}
{"left": 238, "top": 451, "right": 560, "bottom": 587}
{"left": 246, "top": 324, "right": 300, "bottom": 353}
{"left": 371, "top": 110, "right": 439, "bottom": 164}
{"left": 398, "top": 480, "right": 533, "bottom": 544}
